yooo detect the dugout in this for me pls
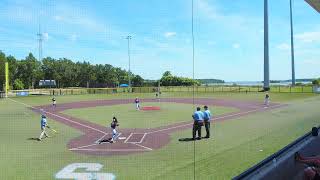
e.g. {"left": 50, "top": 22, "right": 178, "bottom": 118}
{"left": 233, "top": 126, "right": 320, "bottom": 180}
{"left": 0, "top": 91, "right": 5, "bottom": 98}
{"left": 313, "top": 86, "right": 320, "bottom": 94}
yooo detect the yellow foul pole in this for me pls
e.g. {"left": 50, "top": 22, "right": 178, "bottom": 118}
{"left": 5, "top": 62, "right": 9, "bottom": 98}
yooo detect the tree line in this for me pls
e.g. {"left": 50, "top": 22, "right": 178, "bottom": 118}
{"left": 0, "top": 51, "right": 143, "bottom": 90}
{"left": 0, "top": 51, "right": 201, "bottom": 90}
{"left": 159, "top": 71, "right": 200, "bottom": 86}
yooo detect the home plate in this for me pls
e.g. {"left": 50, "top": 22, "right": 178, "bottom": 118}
{"left": 118, "top": 137, "right": 126, "bottom": 140}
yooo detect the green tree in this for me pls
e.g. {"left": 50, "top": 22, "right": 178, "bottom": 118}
{"left": 0, "top": 52, "right": 145, "bottom": 89}
{"left": 160, "top": 71, "right": 200, "bottom": 86}
{"left": 24, "top": 53, "right": 42, "bottom": 88}
{"left": 13, "top": 79, "right": 24, "bottom": 90}
{"left": 312, "top": 79, "right": 320, "bottom": 85}
{"left": 7, "top": 55, "right": 18, "bottom": 88}
{"left": 162, "top": 71, "right": 172, "bottom": 77}
{"left": 132, "top": 75, "right": 144, "bottom": 87}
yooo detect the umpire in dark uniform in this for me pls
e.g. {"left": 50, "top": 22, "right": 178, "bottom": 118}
{"left": 192, "top": 107, "right": 204, "bottom": 140}
{"left": 203, "top": 105, "right": 212, "bottom": 138}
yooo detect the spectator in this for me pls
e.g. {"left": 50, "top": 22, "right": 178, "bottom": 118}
{"left": 295, "top": 152, "right": 320, "bottom": 180}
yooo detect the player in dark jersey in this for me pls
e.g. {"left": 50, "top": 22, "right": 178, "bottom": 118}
{"left": 52, "top": 96, "right": 56, "bottom": 108}
{"left": 98, "top": 117, "right": 119, "bottom": 144}
{"left": 135, "top": 97, "right": 140, "bottom": 110}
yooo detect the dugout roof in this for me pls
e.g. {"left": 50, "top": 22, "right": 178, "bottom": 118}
{"left": 306, "top": 0, "right": 320, "bottom": 13}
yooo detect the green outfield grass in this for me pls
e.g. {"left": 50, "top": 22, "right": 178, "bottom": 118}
{"left": 61, "top": 102, "right": 238, "bottom": 129}
{"left": 1, "top": 92, "right": 320, "bottom": 179}
{"left": 10, "top": 91, "right": 317, "bottom": 106}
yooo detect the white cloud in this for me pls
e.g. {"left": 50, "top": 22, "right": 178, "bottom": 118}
{"left": 276, "top": 43, "right": 290, "bottom": 50}
{"left": 197, "top": 0, "right": 220, "bottom": 20}
{"left": 208, "top": 41, "right": 216, "bottom": 45}
{"left": 43, "top": 32, "right": 49, "bottom": 41}
{"left": 295, "top": 31, "right": 320, "bottom": 43}
{"left": 232, "top": 43, "right": 240, "bottom": 49}
{"left": 196, "top": 0, "right": 262, "bottom": 38}
{"left": 70, "top": 34, "right": 77, "bottom": 41}
{"left": 301, "top": 59, "right": 320, "bottom": 66}
{"left": 164, "top": 32, "right": 176, "bottom": 38}
{"left": 52, "top": 4, "right": 107, "bottom": 33}
{"left": 53, "top": 15, "right": 62, "bottom": 21}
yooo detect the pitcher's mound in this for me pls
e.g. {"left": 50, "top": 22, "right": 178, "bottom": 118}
{"left": 141, "top": 106, "right": 161, "bottom": 111}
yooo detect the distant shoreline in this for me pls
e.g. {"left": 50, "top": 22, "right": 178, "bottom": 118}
{"left": 206, "top": 80, "right": 313, "bottom": 86}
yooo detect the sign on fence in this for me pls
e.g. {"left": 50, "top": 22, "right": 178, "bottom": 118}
{"left": 39, "top": 80, "right": 56, "bottom": 87}
{"left": 313, "top": 86, "right": 320, "bottom": 93}
{"left": 16, "top": 91, "right": 29, "bottom": 96}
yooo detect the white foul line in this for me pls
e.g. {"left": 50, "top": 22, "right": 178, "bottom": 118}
{"left": 8, "top": 98, "right": 107, "bottom": 135}
{"left": 71, "top": 148, "right": 150, "bottom": 152}
{"left": 69, "top": 143, "right": 98, "bottom": 150}
{"left": 147, "top": 104, "right": 284, "bottom": 134}
{"left": 94, "top": 133, "right": 108, "bottom": 144}
{"left": 132, "top": 143, "right": 153, "bottom": 151}
{"left": 124, "top": 133, "right": 147, "bottom": 143}
{"left": 138, "top": 133, "right": 147, "bottom": 144}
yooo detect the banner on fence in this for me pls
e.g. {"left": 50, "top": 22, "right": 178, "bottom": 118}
{"left": 313, "top": 86, "right": 320, "bottom": 94}
{"left": 16, "top": 91, "right": 29, "bottom": 96}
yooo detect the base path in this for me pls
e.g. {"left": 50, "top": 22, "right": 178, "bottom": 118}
{"left": 33, "top": 98, "right": 285, "bottom": 156}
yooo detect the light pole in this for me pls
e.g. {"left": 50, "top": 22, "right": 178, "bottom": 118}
{"left": 126, "top": 35, "right": 132, "bottom": 91}
{"left": 37, "top": 22, "right": 43, "bottom": 89}
{"left": 263, "top": 0, "right": 270, "bottom": 91}
{"left": 290, "top": 0, "right": 296, "bottom": 86}
{"left": 37, "top": 23, "right": 43, "bottom": 62}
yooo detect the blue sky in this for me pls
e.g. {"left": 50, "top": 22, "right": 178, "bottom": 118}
{"left": 0, "top": 0, "right": 319, "bottom": 81}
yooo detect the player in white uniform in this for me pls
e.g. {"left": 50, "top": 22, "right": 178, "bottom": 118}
{"left": 264, "top": 93, "right": 270, "bottom": 107}
{"left": 38, "top": 115, "right": 49, "bottom": 141}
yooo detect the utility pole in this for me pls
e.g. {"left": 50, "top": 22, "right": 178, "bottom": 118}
{"left": 263, "top": 0, "right": 270, "bottom": 91}
{"left": 126, "top": 35, "right": 132, "bottom": 91}
{"left": 37, "top": 23, "right": 43, "bottom": 62}
{"left": 290, "top": 0, "right": 296, "bottom": 86}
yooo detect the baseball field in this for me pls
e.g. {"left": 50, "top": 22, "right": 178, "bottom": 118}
{"left": 1, "top": 91, "right": 320, "bottom": 179}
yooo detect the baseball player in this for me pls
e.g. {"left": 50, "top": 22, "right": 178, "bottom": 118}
{"left": 52, "top": 96, "right": 56, "bottom": 108}
{"left": 192, "top": 107, "right": 204, "bottom": 140}
{"left": 98, "top": 117, "right": 120, "bottom": 144}
{"left": 264, "top": 93, "right": 270, "bottom": 107}
{"left": 110, "top": 117, "right": 119, "bottom": 143}
{"left": 203, "top": 105, "right": 212, "bottom": 138}
{"left": 38, "top": 114, "right": 50, "bottom": 141}
{"left": 135, "top": 97, "right": 140, "bottom": 110}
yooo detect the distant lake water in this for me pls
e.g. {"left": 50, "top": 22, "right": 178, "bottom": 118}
{"left": 208, "top": 81, "right": 312, "bottom": 86}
